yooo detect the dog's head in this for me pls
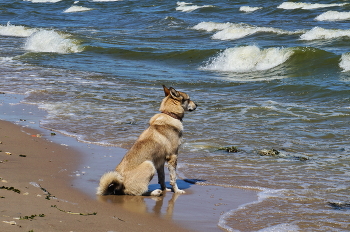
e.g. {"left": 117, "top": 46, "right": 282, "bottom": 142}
{"left": 160, "top": 85, "right": 197, "bottom": 119}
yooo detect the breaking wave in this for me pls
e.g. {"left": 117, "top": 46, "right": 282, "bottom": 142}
{"left": 300, "top": 27, "right": 350, "bottom": 40}
{"left": 0, "top": 22, "right": 38, "bottom": 37}
{"left": 315, "top": 11, "right": 350, "bottom": 21}
{"left": 239, "top": 6, "right": 263, "bottom": 13}
{"left": 192, "top": 21, "right": 232, "bottom": 32}
{"left": 277, "top": 2, "right": 346, "bottom": 10}
{"left": 24, "top": 30, "right": 83, "bottom": 54}
{"left": 91, "top": 0, "right": 122, "bottom": 1}
{"left": 192, "top": 22, "right": 297, "bottom": 41}
{"left": 64, "top": 6, "right": 94, "bottom": 13}
{"left": 24, "top": 0, "right": 62, "bottom": 3}
{"left": 176, "top": 1, "right": 214, "bottom": 13}
{"left": 339, "top": 53, "right": 350, "bottom": 72}
{"left": 201, "top": 46, "right": 293, "bottom": 73}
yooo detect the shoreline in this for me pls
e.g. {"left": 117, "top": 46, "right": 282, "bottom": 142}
{"left": 0, "top": 93, "right": 258, "bottom": 232}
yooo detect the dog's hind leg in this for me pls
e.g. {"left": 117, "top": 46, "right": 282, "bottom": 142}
{"left": 123, "top": 161, "right": 162, "bottom": 196}
{"left": 167, "top": 154, "right": 185, "bottom": 194}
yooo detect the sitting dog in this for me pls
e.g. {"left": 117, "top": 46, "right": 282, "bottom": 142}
{"left": 97, "top": 85, "right": 197, "bottom": 196}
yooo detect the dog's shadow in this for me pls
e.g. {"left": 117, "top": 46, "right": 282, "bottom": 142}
{"left": 148, "top": 178, "right": 203, "bottom": 192}
{"left": 98, "top": 179, "right": 205, "bottom": 218}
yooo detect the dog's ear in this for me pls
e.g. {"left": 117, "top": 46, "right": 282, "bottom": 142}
{"left": 163, "top": 85, "right": 170, "bottom": 96}
{"left": 163, "top": 85, "right": 181, "bottom": 99}
{"left": 170, "top": 88, "right": 180, "bottom": 99}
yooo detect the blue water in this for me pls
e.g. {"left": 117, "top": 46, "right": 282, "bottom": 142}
{"left": 1, "top": 1, "right": 350, "bottom": 231}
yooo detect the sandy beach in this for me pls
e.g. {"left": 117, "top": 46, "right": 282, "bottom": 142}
{"left": 0, "top": 94, "right": 258, "bottom": 232}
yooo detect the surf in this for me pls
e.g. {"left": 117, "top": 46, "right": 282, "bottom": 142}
{"left": 192, "top": 22, "right": 299, "bottom": 41}
{"left": 176, "top": 2, "right": 214, "bottom": 13}
{"left": 64, "top": 6, "right": 94, "bottom": 13}
{"left": 0, "top": 22, "right": 38, "bottom": 37}
{"left": 315, "top": 11, "right": 350, "bottom": 21}
{"left": 300, "top": 27, "right": 350, "bottom": 40}
{"left": 24, "top": 30, "right": 83, "bottom": 54}
{"left": 277, "top": 2, "right": 346, "bottom": 10}
{"left": 201, "top": 45, "right": 294, "bottom": 73}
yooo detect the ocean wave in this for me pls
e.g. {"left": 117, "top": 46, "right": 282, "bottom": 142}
{"left": 315, "top": 11, "right": 350, "bottom": 21}
{"left": 64, "top": 6, "right": 94, "bottom": 13}
{"left": 256, "top": 224, "right": 301, "bottom": 232}
{"left": 176, "top": 1, "right": 214, "bottom": 13}
{"left": 212, "top": 24, "right": 293, "bottom": 40}
{"left": 24, "top": 0, "right": 62, "bottom": 3}
{"left": 339, "top": 53, "right": 350, "bottom": 72}
{"left": 24, "top": 30, "right": 83, "bottom": 54}
{"left": 239, "top": 6, "right": 263, "bottom": 13}
{"left": 218, "top": 187, "right": 297, "bottom": 232}
{"left": 192, "top": 22, "right": 298, "bottom": 40}
{"left": 91, "top": 0, "right": 122, "bottom": 1}
{"left": 300, "top": 27, "right": 350, "bottom": 40}
{"left": 0, "top": 22, "right": 38, "bottom": 37}
{"left": 192, "top": 22, "right": 232, "bottom": 32}
{"left": 201, "top": 46, "right": 293, "bottom": 73}
{"left": 277, "top": 2, "right": 346, "bottom": 10}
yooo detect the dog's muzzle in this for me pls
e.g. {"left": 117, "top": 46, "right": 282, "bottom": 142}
{"left": 188, "top": 102, "right": 197, "bottom": 111}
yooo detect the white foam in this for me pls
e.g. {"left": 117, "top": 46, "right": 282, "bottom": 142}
{"left": 239, "top": 6, "right": 263, "bottom": 13}
{"left": 0, "top": 22, "right": 38, "bottom": 37}
{"left": 176, "top": 1, "right": 214, "bottom": 12}
{"left": 192, "top": 22, "right": 232, "bottom": 32}
{"left": 24, "top": 30, "right": 83, "bottom": 54}
{"left": 339, "top": 53, "right": 350, "bottom": 72}
{"left": 300, "top": 27, "right": 350, "bottom": 40}
{"left": 257, "top": 224, "right": 300, "bottom": 232}
{"left": 0, "top": 57, "right": 14, "bottom": 63}
{"left": 91, "top": 0, "right": 122, "bottom": 1}
{"left": 24, "top": 0, "right": 62, "bottom": 3}
{"left": 315, "top": 11, "right": 350, "bottom": 21}
{"left": 277, "top": 2, "right": 346, "bottom": 10}
{"left": 193, "top": 22, "right": 297, "bottom": 41}
{"left": 212, "top": 24, "right": 293, "bottom": 40}
{"left": 201, "top": 46, "right": 293, "bottom": 73}
{"left": 64, "top": 6, "right": 94, "bottom": 13}
{"left": 218, "top": 187, "right": 287, "bottom": 232}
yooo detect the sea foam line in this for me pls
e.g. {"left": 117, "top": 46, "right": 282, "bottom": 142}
{"left": 64, "top": 5, "right": 94, "bottom": 13}
{"left": 176, "top": 1, "right": 214, "bottom": 12}
{"left": 300, "top": 27, "right": 350, "bottom": 40}
{"left": 239, "top": 6, "right": 263, "bottom": 13}
{"left": 277, "top": 2, "right": 346, "bottom": 10}
{"left": 315, "top": 11, "right": 350, "bottom": 21}
{"left": 217, "top": 187, "right": 299, "bottom": 232}
{"left": 24, "top": 0, "right": 62, "bottom": 3}
{"left": 192, "top": 22, "right": 299, "bottom": 41}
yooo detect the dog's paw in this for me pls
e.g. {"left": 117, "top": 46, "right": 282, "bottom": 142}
{"left": 150, "top": 189, "right": 163, "bottom": 196}
{"left": 165, "top": 188, "right": 172, "bottom": 192}
{"left": 175, "top": 189, "right": 185, "bottom": 194}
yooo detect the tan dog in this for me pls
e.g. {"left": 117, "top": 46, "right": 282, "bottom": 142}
{"left": 97, "top": 85, "right": 197, "bottom": 196}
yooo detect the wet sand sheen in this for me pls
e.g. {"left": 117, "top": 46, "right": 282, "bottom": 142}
{"left": 0, "top": 94, "right": 258, "bottom": 231}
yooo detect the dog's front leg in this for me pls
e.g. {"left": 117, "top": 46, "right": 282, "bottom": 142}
{"left": 167, "top": 154, "right": 185, "bottom": 194}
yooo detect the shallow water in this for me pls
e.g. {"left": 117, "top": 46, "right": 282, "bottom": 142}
{"left": 1, "top": 0, "right": 350, "bottom": 231}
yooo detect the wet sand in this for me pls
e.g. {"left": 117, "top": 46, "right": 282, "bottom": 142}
{"left": 0, "top": 93, "right": 258, "bottom": 232}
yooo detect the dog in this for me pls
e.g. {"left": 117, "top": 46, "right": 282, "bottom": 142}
{"left": 97, "top": 85, "right": 197, "bottom": 196}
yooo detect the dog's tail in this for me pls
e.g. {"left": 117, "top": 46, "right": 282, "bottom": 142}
{"left": 96, "top": 171, "right": 124, "bottom": 196}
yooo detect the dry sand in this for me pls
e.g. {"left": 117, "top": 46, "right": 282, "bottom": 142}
{"left": 0, "top": 93, "right": 258, "bottom": 232}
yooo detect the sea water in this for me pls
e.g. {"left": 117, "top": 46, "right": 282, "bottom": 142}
{"left": 1, "top": 0, "right": 350, "bottom": 231}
